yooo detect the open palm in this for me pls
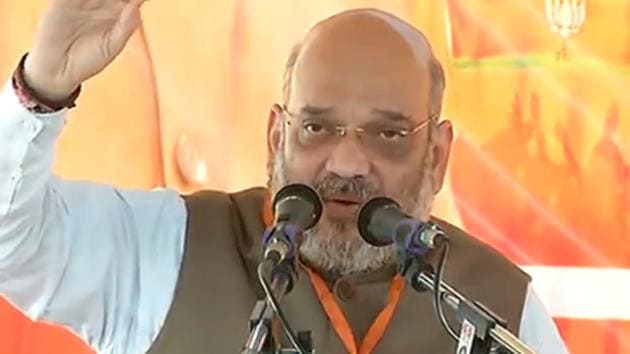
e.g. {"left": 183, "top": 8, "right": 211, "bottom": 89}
{"left": 25, "top": 0, "right": 145, "bottom": 101}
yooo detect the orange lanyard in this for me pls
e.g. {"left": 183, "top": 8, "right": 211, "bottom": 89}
{"left": 262, "top": 192, "right": 405, "bottom": 354}
{"left": 304, "top": 267, "right": 405, "bottom": 354}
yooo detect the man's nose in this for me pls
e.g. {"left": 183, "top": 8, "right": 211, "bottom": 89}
{"left": 324, "top": 137, "right": 371, "bottom": 178}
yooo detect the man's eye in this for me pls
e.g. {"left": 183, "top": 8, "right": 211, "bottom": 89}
{"left": 379, "top": 129, "right": 406, "bottom": 141}
{"left": 303, "top": 123, "right": 327, "bottom": 135}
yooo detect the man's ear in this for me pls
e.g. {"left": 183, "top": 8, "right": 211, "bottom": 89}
{"left": 266, "top": 104, "right": 284, "bottom": 180}
{"left": 430, "top": 120, "right": 454, "bottom": 193}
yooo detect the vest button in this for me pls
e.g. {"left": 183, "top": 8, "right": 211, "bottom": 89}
{"left": 333, "top": 278, "right": 356, "bottom": 302}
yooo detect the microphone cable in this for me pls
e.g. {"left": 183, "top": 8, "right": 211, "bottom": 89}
{"left": 256, "top": 262, "right": 307, "bottom": 354}
{"left": 433, "top": 240, "right": 460, "bottom": 341}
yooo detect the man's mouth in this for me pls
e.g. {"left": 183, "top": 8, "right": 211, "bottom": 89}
{"left": 322, "top": 196, "right": 363, "bottom": 220}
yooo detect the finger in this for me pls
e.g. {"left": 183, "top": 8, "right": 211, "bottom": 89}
{"left": 118, "top": 0, "right": 146, "bottom": 32}
{"left": 108, "top": 0, "right": 145, "bottom": 54}
{"left": 58, "top": 0, "right": 127, "bottom": 11}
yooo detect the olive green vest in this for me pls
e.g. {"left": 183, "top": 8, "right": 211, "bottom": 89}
{"left": 148, "top": 187, "right": 530, "bottom": 353}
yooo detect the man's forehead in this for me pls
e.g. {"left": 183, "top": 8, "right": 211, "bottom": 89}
{"left": 286, "top": 9, "right": 433, "bottom": 116}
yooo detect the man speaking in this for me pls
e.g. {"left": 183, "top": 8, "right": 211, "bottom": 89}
{"left": 0, "top": 0, "right": 567, "bottom": 353}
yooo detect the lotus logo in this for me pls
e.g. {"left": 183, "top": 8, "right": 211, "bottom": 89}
{"left": 545, "top": 0, "right": 587, "bottom": 59}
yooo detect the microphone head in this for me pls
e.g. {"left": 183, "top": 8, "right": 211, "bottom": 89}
{"left": 357, "top": 196, "right": 401, "bottom": 247}
{"left": 273, "top": 183, "right": 323, "bottom": 230}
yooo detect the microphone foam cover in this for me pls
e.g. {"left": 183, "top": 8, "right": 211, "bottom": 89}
{"left": 272, "top": 184, "right": 323, "bottom": 230}
{"left": 357, "top": 196, "right": 400, "bottom": 246}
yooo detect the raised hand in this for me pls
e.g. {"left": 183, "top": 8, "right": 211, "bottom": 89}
{"left": 24, "top": 0, "right": 146, "bottom": 101}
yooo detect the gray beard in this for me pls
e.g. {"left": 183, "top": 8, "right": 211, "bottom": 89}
{"left": 270, "top": 142, "right": 436, "bottom": 277}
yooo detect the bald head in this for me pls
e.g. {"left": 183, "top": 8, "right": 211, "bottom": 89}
{"left": 283, "top": 9, "right": 445, "bottom": 114}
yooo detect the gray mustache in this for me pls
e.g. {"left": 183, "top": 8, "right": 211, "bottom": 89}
{"left": 314, "top": 174, "right": 380, "bottom": 201}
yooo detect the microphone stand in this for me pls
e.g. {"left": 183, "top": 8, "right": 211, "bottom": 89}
{"left": 399, "top": 255, "right": 536, "bottom": 354}
{"left": 242, "top": 233, "right": 314, "bottom": 353}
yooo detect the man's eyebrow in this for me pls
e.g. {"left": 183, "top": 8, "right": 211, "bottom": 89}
{"left": 372, "top": 108, "right": 412, "bottom": 122}
{"left": 299, "top": 105, "right": 334, "bottom": 115}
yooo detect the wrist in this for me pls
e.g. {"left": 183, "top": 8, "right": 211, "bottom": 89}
{"left": 14, "top": 53, "right": 81, "bottom": 113}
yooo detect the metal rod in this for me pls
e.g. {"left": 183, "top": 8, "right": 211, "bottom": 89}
{"left": 416, "top": 272, "right": 536, "bottom": 354}
{"left": 417, "top": 272, "right": 463, "bottom": 310}
{"left": 489, "top": 326, "right": 536, "bottom": 354}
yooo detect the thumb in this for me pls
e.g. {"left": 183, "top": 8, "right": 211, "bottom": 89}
{"left": 109, "top": 0, "right": 145, "bottom": 55}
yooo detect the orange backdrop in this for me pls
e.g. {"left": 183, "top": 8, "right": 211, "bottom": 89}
{"left": 1, "top": 0, "right": 629, "bottom": 353}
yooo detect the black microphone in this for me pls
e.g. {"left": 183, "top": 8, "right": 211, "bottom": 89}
{"left": 357, "top": 197, "right": 446, "bottom": 255}
{"left": 262, "top": 183, "right": 323, "bottom": 265}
